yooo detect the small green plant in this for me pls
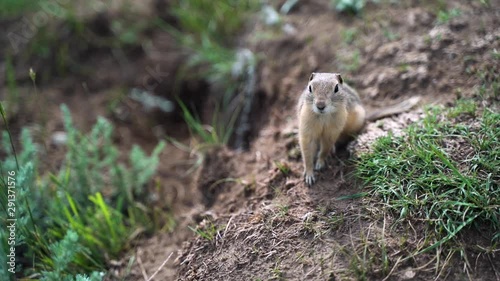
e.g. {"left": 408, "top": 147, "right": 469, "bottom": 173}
{"left": 478, "top": 0, "right": 490, "bottom": 6}
{"left": 332, "top": 0, "right": 365, "bottom": 14}
{"left": 274, "top": 161, "right": 291, "bottom": 176}
{"left": 270, "top": 261, "right": 285, "bottom": 280}
{"left": 277, "top": 205, "right": 289, "bottom": 217}
{"left": 59, "top": 104, "right": 165, "bottom": 202}
{"left": 326, "top": 213, "right": 345, "bottom": 231}
{"left": 40, "top": 230, "right": 103, "bottom": 281}
{"left": 177, "top": 99, "right": 236, "bottom": 145}
{"left": 437, "top": 8, "right": 461, "bottom": 24}
{"left": 341, "top": 28, "right": 358, "bottom": 45}
{"left": 189, "top": 221, "right": 224, "bottom": 242}
{"left": 337, "top": 49, "right": 361, "bottom": 72}
{"left": 382, "top": 28, "right": 399, "bottom": 41}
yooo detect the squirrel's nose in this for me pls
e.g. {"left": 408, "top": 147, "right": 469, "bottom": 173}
{"left": 316, "top": 103, "right": 326, "bottom": 111}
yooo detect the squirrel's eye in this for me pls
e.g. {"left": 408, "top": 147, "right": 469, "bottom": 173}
{"left": 308, "top": 85, "right": 313, "bottom": 93}
{"left": 334, "top": 84, "right": 339, "bottom": 93}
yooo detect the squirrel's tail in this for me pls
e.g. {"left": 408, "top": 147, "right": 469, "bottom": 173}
{"left": 366, "top": 96, "right": 421, "bottom": 121}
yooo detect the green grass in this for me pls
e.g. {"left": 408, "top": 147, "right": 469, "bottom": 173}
{"left": 177, "top": 99, "right": 239, "bottom": 145}
{"left": 356, "top": 103, "right": 499, "bottom": 256}
{"left": 447, "top": 99, "right": 476, "bottom": 118}
{"left": 270, "top": 261, "right": 285, "bottom": 280}
{"left": 189, "top": 221, "right": 225, "bottom": 242}
{"left": 477, "top": 63, "right": 499, "bottom": 100}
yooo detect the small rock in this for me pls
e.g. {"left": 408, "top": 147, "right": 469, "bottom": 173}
{"left": 365, "top": 86, "right": 379, "bottom": 98}
{"left": 51, "top": 131, "right": 68, "bottom": 146}
{"left": 301, "top": 212, "right": 315, "bottom": 222}
{"left": 376, "top": 68, "right": 399, "bottom": 85}
{"left": 287, "top": 146, "right": 301, "bottom": 160}
{"left": 414, "top": 36, "right": 429, "bottom": 51}
{"left": 282, "top": 23, "right": 297, "bottom": 35}
{"left": 403, "top": 269, "right": 416, "bottom": 279}
{"left": 399, "top": 51, "right": 429, "bottom": 64}
{"left": 429, "top": 25, "right": 453, "bottom": 40}
{"left": 261, "top": 5, "right": 281, "bottom": 26}
{"left": 407, "top": 9, "right": 432, "bottom": 29}
{"left": 471, "top": 38, "right": 489, "bottom": 51}
{"left": 401, "top": 65, "right": 428, "bottom": 83}
{"left": 374, "top": 42, "right": 400, "bottom": 61}
{"left": 363, "top": 72, "right": 378, "bottom": 87}
{"left": 429, "top": 25, "right": 455, "bottom": 50}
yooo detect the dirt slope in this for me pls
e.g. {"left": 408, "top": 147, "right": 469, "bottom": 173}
{"left": 171, "top": 1, "right": 499, "bottom": 280}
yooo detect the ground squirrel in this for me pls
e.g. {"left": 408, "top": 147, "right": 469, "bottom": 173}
{"left": 297, "top": 72, "right": 420, "bottom": 186}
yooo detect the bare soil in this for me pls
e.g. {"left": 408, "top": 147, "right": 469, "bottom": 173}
{"left": 1, "top": 0, "right": 499, "bottom": 280}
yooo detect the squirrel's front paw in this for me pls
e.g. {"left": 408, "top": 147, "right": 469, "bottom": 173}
{"left": 304, "top": 171, "right": 316, "bottom": 186}
{"left": 315, "top": 159, "right": 325, "bottom": 171}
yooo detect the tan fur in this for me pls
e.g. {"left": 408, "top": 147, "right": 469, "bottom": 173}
{"left": 297, "top": 72, "right": 419, "bottom": 186}
{"left": 298, "top": 102, "right": 347, "bottom": 181}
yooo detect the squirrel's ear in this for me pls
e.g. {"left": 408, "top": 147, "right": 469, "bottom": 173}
{"left": 336, "top": 74, "right": 343, "bottom": 84}
{"left": 309, "top": 73, "right": 316, "bottom": 81}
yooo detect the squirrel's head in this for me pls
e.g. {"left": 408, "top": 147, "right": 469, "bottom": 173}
{"left": 306, "top": 72, "right": 346, "bottom": 114}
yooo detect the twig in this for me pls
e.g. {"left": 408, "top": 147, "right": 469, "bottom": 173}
{"left": 222, "top": 215, "right": 235, "bottom": 245}
{"left": 487, "top": 253, "right": 500, "bottom": 281}
{"left": 136, "top": 248, "right": 149, "bottom": 281}
{"left": 147, "top": 252, "right": 174, "bottom": 281}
